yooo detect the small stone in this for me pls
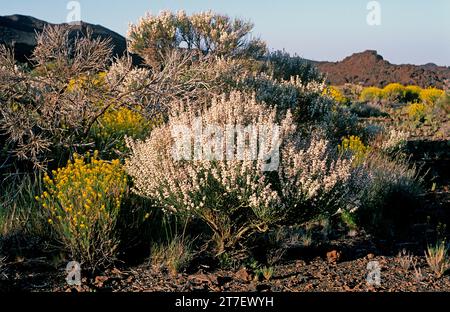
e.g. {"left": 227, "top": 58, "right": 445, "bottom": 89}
{"left": 367, "top": 253, "right": 375, "bottom": 260}
{"left": 94, "top": 275, "right": 109, "bottom": 287}
{"left": 327, "top": 250, "right": 341, "bottom": 263}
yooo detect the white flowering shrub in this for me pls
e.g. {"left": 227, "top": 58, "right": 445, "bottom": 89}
{"left": 126, "top": 91, "right": 359, "bottom": 253}
{"left": 378, "top": 129, "right": 409, "bottom": 155}
{"left": 128, "top": 10, "right": 266, "bottom": 68}
{"left": 279, "top": 135, "right": 354, "bottom": 222}
{"left": 126, "top": 92, "right": 291, "bottom": 253}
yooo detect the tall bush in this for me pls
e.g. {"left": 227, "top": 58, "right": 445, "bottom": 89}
{"left": 127, "top": 10, "right": 267, "bottom": 68}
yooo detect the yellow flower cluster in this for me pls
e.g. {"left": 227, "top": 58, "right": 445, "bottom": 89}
{"left": 420, "top": 88, "right": 445, "bottom": 106}
{"left": 382, "top": 83, "right": 406, "bottom": 101}
{"left": 322, "top": 86, "right": 349, "bottom": 105}
{"left": 93, "top": 107, "right": 163, "bottom": 154}
{"left": 406, "top": 103, "right": 428, "bottom": 122}
{"left": 37, "top": 151, "right": 127, "bottom": 247}
{"left": 339, "top": 136, "right": 369, "bottom": 163}
{"left": 359, "top": 87, "right": 383, "bottom": 102}
{"left": 67, "top": 72, "right": 107, "bottom": 92}
{"left": 405, "top": 85, "right": 422, "bottom": 102}
{"left": 359, "top": 84, "right": 444, "bottom": 105}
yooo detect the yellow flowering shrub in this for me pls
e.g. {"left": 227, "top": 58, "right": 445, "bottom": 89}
{"left": 322, "top": 86, "right": 349, "bottom": 104}
{"left": 92, "top": 107, "right": 163, "bottom": 157}
{"left": 404, "top": 85, "right": 422, "bottom": 103}
{"left": 339, "top": 136, "right": 369, "bottom": 163}
{"left": 37, "top": 151, "right": 127, "bottom": 267}
{"left": 406, "top": 103, "right": 428, "bottom": 122}
{"left": 382, "top": 83, "right": 406, "bottom": 102}
{"left": 67, "top": 72, "right": 107, "bottom": 92}
{"left": 420, "top": 88, "right": 444, "bottom": 106}
{"left": 359, "top": 87, "right": 383, "bottom": 102}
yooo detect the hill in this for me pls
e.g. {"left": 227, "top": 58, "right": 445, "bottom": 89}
{"left": 313, "top": 50, "right": 450, "bottom": 88}
{"left": 0, "top": 14, "right": 128, "bottom": 63}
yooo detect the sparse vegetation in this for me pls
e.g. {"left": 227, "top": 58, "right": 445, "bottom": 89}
{"left": 397, "top": 249, "right": 414, "bottom": 271}
{"left": 150, "top": 235, "right": 195, "bottom": 276}
{"left": 425, "top": 241, "right": 449, "bottom": 278}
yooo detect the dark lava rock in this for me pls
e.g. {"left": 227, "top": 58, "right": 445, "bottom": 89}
{"left": 0, "top": 14, "right": 142, "bottom": 64}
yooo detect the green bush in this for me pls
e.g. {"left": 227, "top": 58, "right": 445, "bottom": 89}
{"left": 0, "top": 173, "right": 47, "bottom": 237}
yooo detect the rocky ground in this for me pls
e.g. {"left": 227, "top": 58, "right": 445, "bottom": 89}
{"left": 1, "top": 230, "right": 450, "bottom": 292}
{"left": 0, "top": 118, "right": 449, "bottom": 293}
{"left": 1, "top": 182, "right": 449, "bottom": 292}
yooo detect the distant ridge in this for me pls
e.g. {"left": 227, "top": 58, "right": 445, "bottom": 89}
{"left": 0, "top": 14, "right": 128, "bottom": 63}
{"left": 312, "top": 50, "right": 450, "bottom": 88}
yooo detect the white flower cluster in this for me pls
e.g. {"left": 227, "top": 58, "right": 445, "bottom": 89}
{"left": 279, "top": 135, "right": 354, "bottom": 217}
{"left": 126, "top": 91, "right": 354, "bottom": 228}
{"left": 126, "top": 92, "right": 292, "bottom": 217}
{"left": 379, "top": 129, "right": 409, "bottom": 154}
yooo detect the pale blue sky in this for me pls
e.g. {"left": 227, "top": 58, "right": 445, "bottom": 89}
{"left": 1, "top": 0, "right": 449, "bottom": 65}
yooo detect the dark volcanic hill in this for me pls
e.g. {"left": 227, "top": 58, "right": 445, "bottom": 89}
{"left": 313, "top": 50, "right": 450, "bottom": 88}
{"left": 0, "top": 14, "right": 128, "bottom": 63}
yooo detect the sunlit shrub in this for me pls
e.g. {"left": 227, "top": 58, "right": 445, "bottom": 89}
{"left": 126, "top": 91, "right": 358, "bottom": 254}
{"left": 382, "top": 83, "right": 407, "bottom": 102}
{"left": 128, "top": 10, "right": 266, "bottom": 68}
{"left": 420, "top": 88, "right": 445, "bottom": 106}
{"left": 0, "top": 27, "right": 113, "bottom": 169}
{"left": 359, "top": 87, "right": 383, "bottom": 102}
{"left": 126, "top": 92, "right": 288, "bottom": 254}
{"left": 322, "top": 86, "right": 349, "bottom": 105}
{"left": 279, "top": 135, "right": 354, "bottom": 222}
{"left": 37, "top": 152, "right": 127, "bottom": 268}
